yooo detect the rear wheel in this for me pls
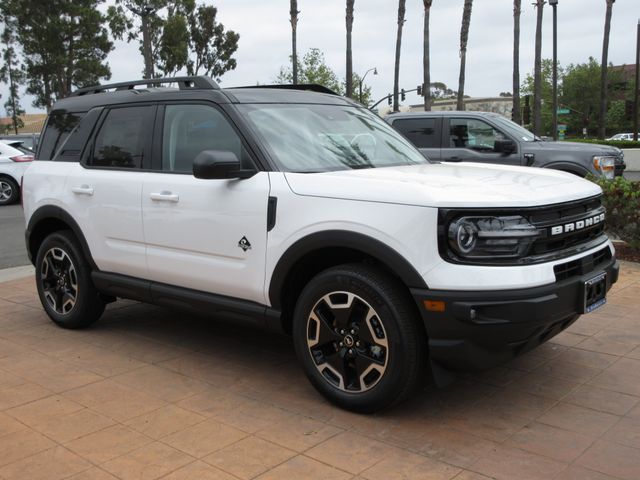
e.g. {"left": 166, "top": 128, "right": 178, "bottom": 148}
{"left": 35, "top": 231, "right": 105, "bottom": 329}
{"left": 0, "top": 177, "right": 19, "bottom": 205}
{"left": 293, "top": 264, "right": 426, "bottom": 413}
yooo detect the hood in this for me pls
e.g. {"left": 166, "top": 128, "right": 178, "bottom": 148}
{"left": 284, "top": 163, "right": 602, "bottom": 208}
{"left": 527, "top": 140, "right": 621, "bottom": 155}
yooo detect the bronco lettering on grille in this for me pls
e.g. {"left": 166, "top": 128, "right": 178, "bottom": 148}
{"left": 550, "top": 213, "right": 605, "bottom": 236}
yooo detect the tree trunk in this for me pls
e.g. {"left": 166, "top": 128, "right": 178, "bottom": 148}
{"left": 533, "top": 0, "right": 544, "bottom": 135}
{"left": 393, "top": 0, "right": 406, "bottom": 112}
{"left": 512, "top": 0, "right": 522, "bottom": 124}
{"left": 599, "top": 0, "right": 614, "bottom": 139}
{"left": 290, "top": 0, "right": 299, "bottom": 85}
{"left": 7, "top": 64, "right": 18, "bottom": 135}
{"left": 346, "top": 0, "right": 355, "bottom": 98}
{"left": 141, "top": 13, "right": 154, "bottom": 79}
{"left": 423, "top": 0, "right": 432, "bottom": 111}
{"left": 457, "top": 0, "right": 473, "bottom": 111}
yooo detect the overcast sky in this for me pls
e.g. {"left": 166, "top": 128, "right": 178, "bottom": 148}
{"left": 5, "top": 0, "right": 640, "bottom": 113}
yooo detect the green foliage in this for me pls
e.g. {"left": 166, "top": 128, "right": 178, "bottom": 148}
{"left": 108, "top": 0, "right": 239, "bottom": 80}
{"left": 186, "top": 4, "right": 239, "bottom": 79}
{"left": 521, "top": 59, "right": 555, "bottom": 134}
{"left": 1, "top": 0, "right": 113, "bottom": 110}
{"left": 277, "top": 48, "right": 342, "bottom": 93}
{"left": 0, "top": 24, "right": 25, "bottom": 133}
{"left": 589, "top": 175, "right": 640, "bottom": 248}
{"left": 522, "top": 57, "right": 632, "bottom": 137}
{"left": 562, "top": 138, "right": 639, "bottom": 149}
{"left": 276, "top": 48, "right": 373, "bottom": 106}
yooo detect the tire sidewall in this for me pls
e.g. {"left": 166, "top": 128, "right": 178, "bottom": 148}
{"left": 293, "top": 267, "right": 414, "bottom": 412}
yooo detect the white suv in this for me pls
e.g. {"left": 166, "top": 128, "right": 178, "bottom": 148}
{"left": 23, "top": 77, "right": 619, "bottom": 412}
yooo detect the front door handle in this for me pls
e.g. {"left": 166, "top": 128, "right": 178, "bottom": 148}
{"left": 150, "top": 191, "right": 179, "bottom": 203}
{"left": 71, "top": 185, "right": 94, "bottom": 196}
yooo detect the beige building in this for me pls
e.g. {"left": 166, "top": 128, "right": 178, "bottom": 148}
{"left": 377, "top": 96, "right": 514, "bottom": 118}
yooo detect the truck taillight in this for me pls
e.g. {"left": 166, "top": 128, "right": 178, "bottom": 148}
{"left": 10, "top": 155, "right": 34, "bottom": 162}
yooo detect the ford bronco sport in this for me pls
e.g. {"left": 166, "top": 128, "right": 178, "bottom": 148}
{"left": 23, "top": 76, "right": 619, "bottom": 412}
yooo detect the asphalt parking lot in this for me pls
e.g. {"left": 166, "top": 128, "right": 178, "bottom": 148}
{"left": 0, "top": 204, "right": 29, "bottom": 269}
{"left": 0, "top": 263, "right": 639, "bottom": 480}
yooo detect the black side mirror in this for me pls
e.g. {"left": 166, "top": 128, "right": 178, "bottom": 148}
{"left": 192, "top": 150, "right": 255, "bottom": 179}
{"left": 494, "top": 139, "right": 517, "bottom": 155}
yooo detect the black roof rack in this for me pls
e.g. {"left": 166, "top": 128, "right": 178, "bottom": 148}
{"left": 231, "top": 84, "right": 340, "bottom": 96}
{"left": 70, "top": 76, "right": 219, "bottom": 97}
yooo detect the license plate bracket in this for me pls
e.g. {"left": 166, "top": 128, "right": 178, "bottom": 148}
{"left": 583, "top": 272, "right": 607, "bottom": 313}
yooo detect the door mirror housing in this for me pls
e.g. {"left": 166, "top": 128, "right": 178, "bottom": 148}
{"left": 494, "top": 139, "right": 517, "bottom": 155}
{"left": 192, "top": 150, "right": 255, "bottom": 179}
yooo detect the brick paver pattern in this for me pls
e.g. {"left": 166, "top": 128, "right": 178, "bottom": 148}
{"left": 0, "top": 262, "right": 639, "bottom": 480}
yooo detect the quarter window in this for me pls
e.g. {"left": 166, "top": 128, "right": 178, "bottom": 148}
{"left": 38, "top": 112, "right": 84, "bottom": 160}
{"left": 91, "top": 106, "right": 152, "bottom": 169}
{"left": 449, "top": 118, "right": 508, "bottom": 152}
{"left": 162, "top": 104, "right": 248, "bottom": 173}
{"left": 393, "top": 118, "right": 439, "bottom": 148}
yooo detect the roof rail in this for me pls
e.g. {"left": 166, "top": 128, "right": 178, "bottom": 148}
{"left": 232, "top": 84, "right": 340, "bottom": 96}
{"left": 70, "top": 76, "right": 220, "bottom": 97}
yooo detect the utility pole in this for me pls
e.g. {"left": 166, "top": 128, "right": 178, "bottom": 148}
{"left": 634, "top": 19, "right": 639, "bottom": 142}
{"left": 550, "top": 0, "right": 559, "bottom": 141}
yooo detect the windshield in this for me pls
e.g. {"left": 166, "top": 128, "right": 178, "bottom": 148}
{"left": 239, "top": 104, "right": 428, "bottom": 172}
{"left": 492, "top": 115, "right": 537, "bottom": 142}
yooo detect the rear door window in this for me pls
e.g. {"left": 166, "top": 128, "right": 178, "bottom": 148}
{"left": 392, "top": 118, "right": 440, "bottom": 148}
{"left": 89, "top": 106, "right": 154, "bottom": 169}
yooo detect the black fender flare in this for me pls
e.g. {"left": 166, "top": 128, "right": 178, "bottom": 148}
{"left": 543, "top": 162, "right": 590, "bottom": 177}
{"left": 268, "top": 230, "right": 427, "bottom": 308}
{"left": 26, "top": 205, "right": 97, "bottom": 269}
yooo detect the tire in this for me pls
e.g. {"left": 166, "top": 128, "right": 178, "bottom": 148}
{"left": 293, "top": 263, "right": 426, "bottom": 413}
{"left": 35, "top": 230, "right": 105, "bottom": 329}
{"left": 0, "top": 177, "right": 19, "bottom": 205}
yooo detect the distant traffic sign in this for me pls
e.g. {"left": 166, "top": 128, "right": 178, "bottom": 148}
{"left": 557, "top": 108, "right": 570, "bottom": 115}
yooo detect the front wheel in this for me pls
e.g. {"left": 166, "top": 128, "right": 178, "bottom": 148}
{"left": 293, "top": 264, "right": 426, "bottom": 413}
{"left": 35, "top": 230, "right": 105, "bottom": 329}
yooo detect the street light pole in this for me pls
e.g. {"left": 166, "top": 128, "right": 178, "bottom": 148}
{"left": 550, "top": 0, "right": 559, "bottom": 141}
{"left": 634, "top": 19, "right": 639, "bottom": 142}
{"left": 359, "top": 67, "right": 378, "bottom": 105}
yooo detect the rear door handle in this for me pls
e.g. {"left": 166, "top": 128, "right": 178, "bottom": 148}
{"left": 71, "top": 185, "right": 94, "bottom": 195}
{"left": 150, "top": 191, "right": 179, "bottom": 203}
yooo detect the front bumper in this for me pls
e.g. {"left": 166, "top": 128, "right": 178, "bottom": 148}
{"left": 411, "top": 253, "right": 619, "bottom": 372}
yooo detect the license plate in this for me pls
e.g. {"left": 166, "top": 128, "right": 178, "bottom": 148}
{"left": 584, "top": 272, "right": 607, "bottom": 313}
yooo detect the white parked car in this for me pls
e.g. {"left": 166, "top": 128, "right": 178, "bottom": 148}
{"left": 22, "top": 77, "right": 619, "bottom": 412}
{"left": 0, "top": 140, "right": 33, "bottom": 205}
{"left": 607, "top": 133, "right": 639, "bottom": 141}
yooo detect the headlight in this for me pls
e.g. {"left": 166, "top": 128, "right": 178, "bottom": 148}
{"left": 593, "top": 156, "right": 616, "bottom": 179}
{"left": 447, "top": 215, "right": 540, "bottom": 260}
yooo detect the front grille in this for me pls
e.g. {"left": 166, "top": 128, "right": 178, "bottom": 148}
{"left": 553, "top": 246, "right": 612, "bottom": 281}
{"left": 527, "top": 196, "right": 606, "bottom": 257}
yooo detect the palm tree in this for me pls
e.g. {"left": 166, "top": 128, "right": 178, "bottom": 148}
{"left": 290, "top": 0, "right": 299, "bottom": 85}
{"left": 423, "top": 0, "right": 433, "bottom": 111}
{"left": 456, "top": 0, "right": 473, "bottom": 111}
{"left": 533, "top": 0, "right": 544, "bottom": 135}
{"left": 346, "top": 0, "right": 355, "bottom": 98}
{"left": 599, "top": 0, "right": 615, "bottom": 139}
{"left": 512, "top": 0, "right": 522, "bottom": 124}
{"left": 393, "top": 0, "right": 406, "bottom": 112}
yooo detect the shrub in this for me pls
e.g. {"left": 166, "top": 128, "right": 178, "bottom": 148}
{"left": 563, "top": 138, "right": 640, "bottom": 149}
{"left": 588, "top": 175, "right": 640, "bottom": 248}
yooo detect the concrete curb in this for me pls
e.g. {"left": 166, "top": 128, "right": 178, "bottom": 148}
{"left": 0, "top": 265, "right": 34, "bottom": 283}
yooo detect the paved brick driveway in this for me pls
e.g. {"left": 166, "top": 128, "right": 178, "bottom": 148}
{"left": 0, "top": 262, "right": 639, "bottom": 480}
